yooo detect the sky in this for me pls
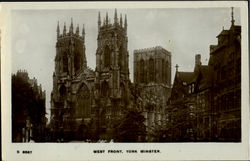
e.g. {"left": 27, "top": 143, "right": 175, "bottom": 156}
{"left": 11, "top": 8, "right": 241, "bottom": 121}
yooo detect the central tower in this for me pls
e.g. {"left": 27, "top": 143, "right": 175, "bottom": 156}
{"left": 94, "top": 9, "right": 130, "bottom": 139}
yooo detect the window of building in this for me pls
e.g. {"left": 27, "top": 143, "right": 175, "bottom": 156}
{"left": 104, "top": 46, "right": 111, "bottom": 67}
{"left": 76, "top": 83, "right": 91, "bottom": 118}
{"left": 221, "top": 67, "right": 226, "bottom": 80}
{"left": 140, "top": 59, "right": 145, "bottom": 83}
{"left": 162, "top": 59, "right": 165, "bottom": 83}
{"left": 74, "top": 53, "right": 80, "bottom": 72}
{"left": 149, "top": 58, "right": 154, "bottom": 82}
{"left": 166, "top": 60, "right": 169, "bottom": 84}
{"left": 119, "top": 46, "right": 124, "bottom": 71}
{"left": 120, "top": 83, "right": 126, "bottom": 105}
{"left": 101, "top": 81, "right": 109, "bottom": 97}
{"left": 63, "top": 52, "right": 68, "bottom": 73}
{"left": 59, "top": 85, "right": 66, "bottom": 101}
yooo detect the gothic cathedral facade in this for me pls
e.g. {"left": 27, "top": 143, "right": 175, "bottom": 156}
{"left": 50, "top": 10, "right": 130, "bottom": 140}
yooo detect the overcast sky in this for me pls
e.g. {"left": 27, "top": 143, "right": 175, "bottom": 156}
{"left": 11, "top": 8, "right": 241, "bottom": 120}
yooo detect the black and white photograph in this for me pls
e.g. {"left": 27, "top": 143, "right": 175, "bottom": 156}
{"left": 2, "top": 1, "right": 249, "bottom": 160}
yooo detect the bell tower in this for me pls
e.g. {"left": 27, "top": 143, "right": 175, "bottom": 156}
{"left": 55, "top": 19, "right": 87, "bottom": 78}
{"left": 51, "top": 19, "right": 87, "bottom": 134}
{"left": 96, "top": 9, "right": 129, "bottom": 98}
{"left": 95, "top": 9, "right": 130, "bottom": 138}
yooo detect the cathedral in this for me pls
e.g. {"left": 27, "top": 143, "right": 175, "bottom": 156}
{"left": 50, "top": 9, "right": 171, "bottom": 141}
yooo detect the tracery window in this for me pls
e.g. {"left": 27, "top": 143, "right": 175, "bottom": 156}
{"left": 119, "top": 46, "right": 124, "bottom": 71}
{"left": 76, "top": 83, "right": 91, "bottom": 118}
{"left": 104, "top": 46, "right": 111, "bottom": 67}
{"left": 149, "top": 58, "right": 155, "bottom": 82}
{"left": 120, "top": 83, "right": 126, "bottom": 105}
{"left": 166, "top": 60, "right": 169, "bottom": 84}
{"left": 140, "top": 59, "right": 145, "bottom": 83}
{"left": 101, "top": 81, "right": 109, "bottom": 97}
{"left": 74, "top": 53, "right": 81, "bottom": 72}
{"left": 59, "top": 85, "right": 66, "bottom": 101}
{"left": 162, "top": 59, "right": 165, "bottom": 83}
{"left": 63, "top": 52, "right": 68, "bottom": 72}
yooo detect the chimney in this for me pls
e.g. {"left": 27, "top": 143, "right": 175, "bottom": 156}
{"left": 195, "top": 54, "right": 201, "bottom": 67}
{"left": 194, "top": 54, "right": 201, "bottom": 73}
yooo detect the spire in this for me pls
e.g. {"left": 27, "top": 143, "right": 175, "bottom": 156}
{"left": 114, "top": 9, "right": 118, "bottom": 25}
{"left": 63, "top": 22, "right": 66, "bottom": 36}
{"left": 69, "top": 17, "right": 74, "bottom": 34}
{"left": 57, "top": 21, "right": 60, "bottom": 38}
{"left": 98, "top": 11, "right": 101, "bottom": 30}
{"left": 82, "top": 24, "right": 85, "bottom": 40}
{"left": 106, "top": 12, "right": 108, "bottom": 25}
{"left": 76, "top": 24, "right": 79, "bottom": 35}
{"left": 175, "top": 64, "right": 179, "bottom": 72}
{"left": 103, "top": 17, "right": 105, "bottom": 26}
{"left": 124, "top": 14, "right": 127, "bottom": 31}
{"left": 120, "top": 13, "right": 123, "bottom": 27}
{"left": 231, "top": 7, "right": 235, "bottom": 26}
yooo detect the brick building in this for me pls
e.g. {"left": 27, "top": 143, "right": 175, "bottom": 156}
{"left": 208, "top": 8, "right": 241, "bottom": 141}
{"left": 167, "top": 63, "right": 196, "bottom": 141}
{"left": 166, "top": 8, "right": 241, "bottom": 142}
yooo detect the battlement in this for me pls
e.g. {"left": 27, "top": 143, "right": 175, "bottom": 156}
{"left": 134, "top": 46, "right": 170, "bottom": 54}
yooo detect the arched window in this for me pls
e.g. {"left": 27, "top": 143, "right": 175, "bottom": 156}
{"left": 101, "top": 81, "right": 109, "bottom": 97}
{"left": 149, "top": 58, "right": 154, "bottom": 82}
{"left": 59, "top": 85, "right": 66, "bottom": 101}
{"left": 166, "top": 60, "right": 169, "bottom": 84}
{"left": 119, "top": 46, "right": 124, "bottom": 71}
{"left": 74, "top": 53, "right": 81, "bottom": 72}
{"left": 162, "top": 59, "right": 165, "bottom": 83}
{"left": 104, "top": 46, "right": 111, "bottom": 67}
{"left": 76, "top": 83, "right": 91, "bottom": 118}
{"left": 63, "top": 52, "right": 68, "bottom": 72}
{"left": 140, "top": 59, "right": 145, "bottom": 83}
{"left": 120, "top": 83, "right": 126, "bottom": 104}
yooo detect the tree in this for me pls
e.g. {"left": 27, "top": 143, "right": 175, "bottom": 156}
{"left": 114, "top": 108, "right": 146, "bottom": 142}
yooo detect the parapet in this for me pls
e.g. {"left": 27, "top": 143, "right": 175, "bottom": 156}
{"left": 134, "top": 46, "right": 170, "bottom": 55}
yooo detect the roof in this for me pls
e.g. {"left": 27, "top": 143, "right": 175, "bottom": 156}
{"left": 216, "top": 29, "right": 229, "bottom": 38}
{"left": 200, "top": 65, "right": 209, "bottom": 77}
{"left": 194, "top": 65, "right": 211, "bottom": 90}
{"left": 134, "top": 46, "right": 171, "bottom": 54}
{"left": 177, "top": 72, "right": 194, "bottom": 84}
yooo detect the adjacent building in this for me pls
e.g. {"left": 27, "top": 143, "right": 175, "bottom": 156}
{"left": 167, "top": 8, "right": 241, "bottom": 142}
{"left": 208, "top": 8, "right": 241, "bottom": 141}
{"left": 166, "top": 62, "right": 197, "bottom": 141}
{"left": 12, "top": 70, "right": 46, "bottom": 142}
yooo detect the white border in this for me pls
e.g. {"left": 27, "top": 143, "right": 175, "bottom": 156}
{"left": 1, "top": 1, "right": 249, "bottom": 160}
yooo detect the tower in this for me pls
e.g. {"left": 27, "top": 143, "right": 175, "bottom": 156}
{"left": 51, "top": 20, "right": 89, "bottom": 139}
{"left": 95, "top": 10, "right": 130, "bottom": 139}
{"left": 133, "top": 46, "right": 172, "bottom": 139}
{"left": 134, "top": 46, "right": 171, "bottom": 86}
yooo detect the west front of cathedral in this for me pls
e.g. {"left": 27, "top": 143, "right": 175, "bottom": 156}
{"left": 50, "top": 10, "right": 172, "bottom": 141}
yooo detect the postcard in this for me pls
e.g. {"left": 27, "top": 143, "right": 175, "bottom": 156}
{"left": 1, "top": 1, "right": 249, "bottom": 160}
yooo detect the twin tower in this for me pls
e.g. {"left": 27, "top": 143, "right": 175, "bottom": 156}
{"left": 51, "top": 9, "right": 130, "bottom": 140}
